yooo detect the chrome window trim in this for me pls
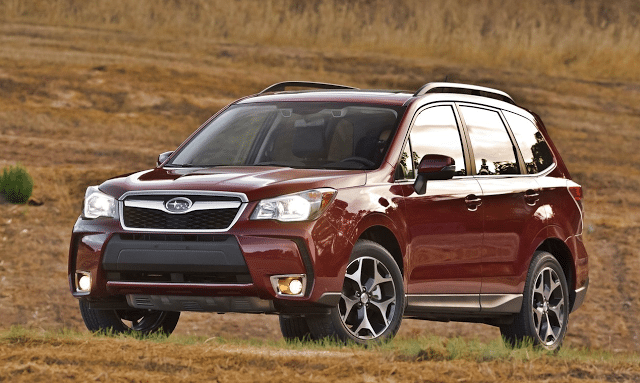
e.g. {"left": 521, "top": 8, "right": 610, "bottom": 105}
{"left": 119, "top": 190, "right": 248, "bottom": 233}
{"left": 471, "top": 162, "right": 557, "bottom": 180}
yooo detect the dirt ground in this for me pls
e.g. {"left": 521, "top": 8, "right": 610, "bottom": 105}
{"left": 1, "top": 21, "right": 640, "bottom": 358}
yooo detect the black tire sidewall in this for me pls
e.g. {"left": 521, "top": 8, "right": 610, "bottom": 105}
{"left": 279, "top": 315, "right": 312, "bottom": 341}
{"left": 79, "top": 300, "right": 180, "bottom": 335}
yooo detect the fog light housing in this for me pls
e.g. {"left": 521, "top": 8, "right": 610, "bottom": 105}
{"left": 270, "top": 274, "right": 306, "bottom": 297}
{"left": 76, "top": 271, "right": 91, "bottom": 293}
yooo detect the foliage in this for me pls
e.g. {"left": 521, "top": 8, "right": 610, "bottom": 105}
{"left": 0, "top": 164, "right": 33, "bottom": 204}
{"left": 1, "top": 0, "right": 640, "bottom": 80}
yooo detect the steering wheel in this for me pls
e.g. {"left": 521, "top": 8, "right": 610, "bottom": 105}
{"left": 339, "top": 157, "right": 375, "bottom": 168}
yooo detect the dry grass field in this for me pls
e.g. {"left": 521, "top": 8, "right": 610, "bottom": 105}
{"left": 2, "top": 328, "right": 640, "bottom": 382}
{"left": 1, "top": 0, "right": 640, "bottom": 380}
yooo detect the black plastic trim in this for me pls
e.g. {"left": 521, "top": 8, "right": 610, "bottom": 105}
{"left": 291, "top": 238, "right": 314, "bottom": 297}
{"left": 102, "top": 234, "right": 249, "bottom": 274}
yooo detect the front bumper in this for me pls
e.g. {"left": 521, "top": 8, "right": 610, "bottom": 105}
{"left": 68, "top": 211, "right": 350, "bottom": 314}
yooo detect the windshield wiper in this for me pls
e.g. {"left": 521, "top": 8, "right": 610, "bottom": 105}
{"left": 164, "top": 163, "right": 201, "bottom": 168}
{"left": 253, "top": 161, "right": 294, "bottom": 167}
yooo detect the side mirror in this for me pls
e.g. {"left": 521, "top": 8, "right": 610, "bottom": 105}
{"left": 413, "top": 154, "right": 456, "bottom": 195}
{"left": 157, "top": 151, "right": 174, "bottom": 167}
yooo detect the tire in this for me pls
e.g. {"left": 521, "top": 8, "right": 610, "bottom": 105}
{"left": 279, "top": 315, "right": 313, "bottom": 341}
{"left": 500, "top": 251, "right": 569, "bottom": 351}
{"left": 307, "top": 240, "right": 404, "bottom": 344}
{"left": 79, "top": 300, "right": 180, "bottom": 336}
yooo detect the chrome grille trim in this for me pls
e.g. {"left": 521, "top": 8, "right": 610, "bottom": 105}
{"left": 124, "top": 199, "right": 242, "bottom": 214}
{"left": 119, "top": 190, "right": 248, "bottom": 233}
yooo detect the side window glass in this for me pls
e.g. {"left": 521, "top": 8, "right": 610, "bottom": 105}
{"left": 408, "top": 105, "right": 467, "bottom": 177}
{"left": 503, "top": 111, "right": 554, "bottom": 174}
{"left": 460, "top": 106, "right": 520, "bottom": 176}
{"left": 396, "top": 139, "right": 414, "bottom": 179}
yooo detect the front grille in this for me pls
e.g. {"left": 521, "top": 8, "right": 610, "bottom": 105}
{"left": 121, "top": 193, "right": 244, "bottom": 231}
{"left": 123, "top": 207, "right": 238, "bottom": 230}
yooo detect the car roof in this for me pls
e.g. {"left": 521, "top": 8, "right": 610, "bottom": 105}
{"left": 235, "top": 82, "right": 529, "bottom": 119}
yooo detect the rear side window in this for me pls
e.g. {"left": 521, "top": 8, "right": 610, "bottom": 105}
{"left": 405, "top": 105, "right": 467, "bottom": 178}
{"left": 503, "top": 111, "right": 554, "bottom": 174}
{"left": 460, "top": 106, "right": 520, "bottom": 176}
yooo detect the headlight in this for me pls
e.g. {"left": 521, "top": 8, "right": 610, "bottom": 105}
{"left": 251, "top": 188, "right": 336, "bottom": 222}
{"left": 83, "top": 186, "right": 117, "bottom": 219}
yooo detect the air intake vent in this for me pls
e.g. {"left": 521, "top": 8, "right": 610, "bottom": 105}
{"left": 181, "top": 301, "right": 204, "bottom": 312}
{"left": 133, "top": 296, "right": 154, "bottom": 307}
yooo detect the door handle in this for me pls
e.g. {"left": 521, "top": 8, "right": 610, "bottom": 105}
{"left": 524, "top": 189, "right": 540, "bottom": 205}
{"left": 465, "top": 194, "right": 482, "bottom": 211}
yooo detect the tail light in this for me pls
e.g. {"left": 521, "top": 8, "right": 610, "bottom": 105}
{"left": 569, "top": 186, "right": 583, "bottom": 201}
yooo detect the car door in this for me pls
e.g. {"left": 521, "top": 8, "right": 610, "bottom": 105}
{"left": 457, "top": 104, "right": 542, "bottom": 297}
{"left": 398, "top": 104, "right": 484, "bottom": 298}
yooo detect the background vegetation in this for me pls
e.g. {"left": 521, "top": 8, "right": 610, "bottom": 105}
{"left": 0, "top": 165, "right": 34, "bottom": 204}
{"left": 2, "top": 0, "right": 640, "bottom": 80}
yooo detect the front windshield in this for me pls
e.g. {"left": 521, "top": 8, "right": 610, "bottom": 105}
{"left": 168, "top": 102, "right": 402, "bottom": 170}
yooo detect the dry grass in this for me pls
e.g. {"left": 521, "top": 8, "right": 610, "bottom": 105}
{"left": 1, "top": 328, "right": 639, "bottom": 382}
{"left": 1, "top": 0, "right": 640, "bottom": 80}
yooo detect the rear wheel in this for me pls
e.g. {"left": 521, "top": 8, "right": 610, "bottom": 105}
{"left": 79, "top": 300, "right": 180, "bottom": 336}
{"left": 307, "top": 240, "right": 404, "bottom": 344}
{"left": 279, "top": 315, "right": 313, "bottom": 341}
{"left": 501, "top": 251, "right": 569, "bottom": 351}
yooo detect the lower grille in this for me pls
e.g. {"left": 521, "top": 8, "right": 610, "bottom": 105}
{"left": 106, "top": 271, "right": 252, "bottom": 284}
{"left": 102, "top": 234, "right": 250, "bottom": 279}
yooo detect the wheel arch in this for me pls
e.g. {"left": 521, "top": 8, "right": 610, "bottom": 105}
{"left": 358, "top": 225, "right": 404, "bottom": 276}
{"left": 535, "top": 237, "right": 576, "bottom": 309}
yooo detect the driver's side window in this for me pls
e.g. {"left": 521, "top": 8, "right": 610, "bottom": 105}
{"left": 399, "top": 105, "right": 467, "bottom": 180}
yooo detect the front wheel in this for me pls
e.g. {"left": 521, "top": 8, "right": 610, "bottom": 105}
{"left": 307, "top": 240, "right": 404, "bottom": 344}
{"left": 501, "top": 251, "right": 569, "bottom": 351}
{"left": 279, "top": 315, "right": 313, "bottom": 341}
{"left": 79, "top": 300, "right": 180, "bottom": 336}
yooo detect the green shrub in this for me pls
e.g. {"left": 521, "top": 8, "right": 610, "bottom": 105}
{"left": 0, "top": 164, "right": 34, "bottom": 204}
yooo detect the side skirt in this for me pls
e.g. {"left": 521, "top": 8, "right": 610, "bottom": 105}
{"left": 405, "top": 293, "right": 523, "bottom": 315}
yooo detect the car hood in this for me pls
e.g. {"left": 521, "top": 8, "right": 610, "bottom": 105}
{"left": 99, "top": 166, "right": 367, "bottom": 201}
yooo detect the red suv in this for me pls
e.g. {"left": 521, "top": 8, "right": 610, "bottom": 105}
{"left": 69, "top": 81, "right": 588, "bottom": 350}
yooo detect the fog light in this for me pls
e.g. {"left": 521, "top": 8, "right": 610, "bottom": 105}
{"left": 76, "top": 272, "right": 91, "bottom": 292}
{"left": 289, "top": 279, "right": 303, "bottom": 295}
{"left": 271, "top": 274, "right": 306, "bottom": 296}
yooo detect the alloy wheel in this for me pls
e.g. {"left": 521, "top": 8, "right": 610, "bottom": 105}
{"left": 339, "top": 256, "right": 397, "bottom": 339}
{"left": 531, "top": 267, "right": 566, "bottom": 346}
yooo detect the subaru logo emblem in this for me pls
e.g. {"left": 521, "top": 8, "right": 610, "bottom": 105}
{"left": 165, "top": 197, "right": 192, "bottom": 213}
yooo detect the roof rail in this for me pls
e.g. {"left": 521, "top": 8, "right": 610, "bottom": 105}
{"left": 259, "top": 81, "right": 358, "bottom": 95}
{"left": 414, "top": 82, "right": 515, "bottom": 104}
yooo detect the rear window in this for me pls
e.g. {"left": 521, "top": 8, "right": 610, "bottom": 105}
{"left": 503, "top": 111, "right": 554, "bottom": 174}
